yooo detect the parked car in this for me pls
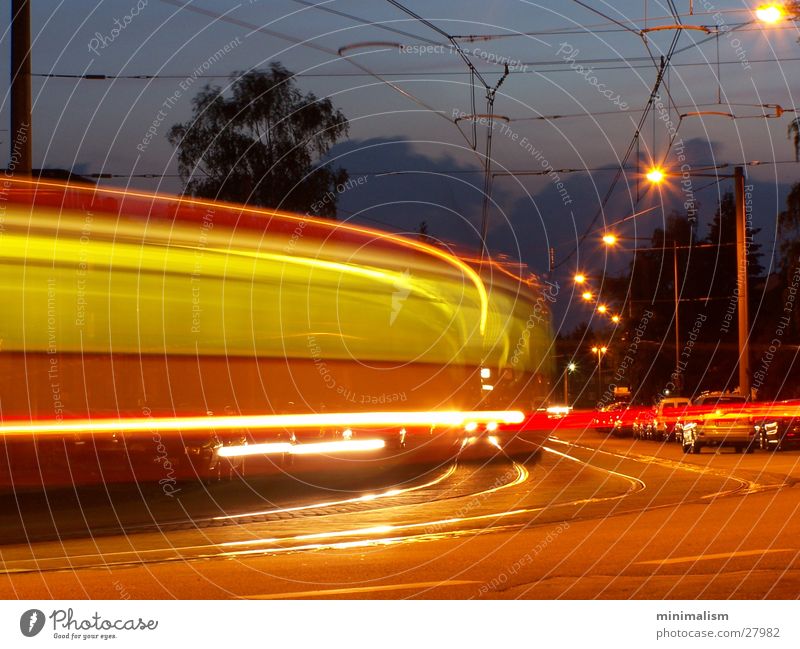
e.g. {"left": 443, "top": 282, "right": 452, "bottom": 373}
{"left": 591, "top": 402, "right": 628, "bottom": 433}
{"left": 678, "top": 392, "right": 756, "bottom": 454}
{"left": 610, "top": 404, "right": 646, "bottom": 438}
{"left": 756, "top": 400, "right": 800, "bottom": 452}
{"left": 633, "top": 397, "right": 691, "bottom": 441}
{"left": 632, "top": 407, "right": 655, "bottom": 440}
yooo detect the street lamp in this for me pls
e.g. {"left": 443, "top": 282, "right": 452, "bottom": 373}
{"left": 755, "top": 4, "right": 784, "bottom": 23}
{"left": 597, "top": 304, "right": 608, "bottom": 314}
{"left": 581, "top": 291, "right": 593, "bottom": 301}
{"left": 646, "top": 165, "right": 750, "bottom": 396}
{"left": 591, "top": 346, "right": 608, "bottom": 400}
{"left": 602, "top": 233, "right": 618, "bottom": 245}
{"left": 564, "top": 362, "right": 577, "bottom": 404}
{"left": 646, "top": 167, "right": 665, "bottom": 183}
{"left": 574, "top": 274, "right": 587, "bottom": 284}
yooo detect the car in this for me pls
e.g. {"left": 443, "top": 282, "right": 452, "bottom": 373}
{"left": 591, "top": 402, "right": 628, "bottom": 433}
{"left": 756, "top": 400, "right": 800, "bottom": 452}
{"left": 678, "top": 392, "right": 756, "bottom": 454}
{"left": 648, "top": 396, "right": 692, "bottom": 442}
{"left": 609, "top": 404, "right": 645, "bottom": 438}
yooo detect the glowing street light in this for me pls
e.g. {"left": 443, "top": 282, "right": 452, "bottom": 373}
{"left": 602, "top": 233, "right": 617, "bottom": 245}
{"left": 756, "top": 4, "right": 784, "bottom": 23}
{"left": 644, "top": 164, "right": 751, "bottom": 395}
{"left": 646, "top": 167, "right": 666, "bottom": 184}
{"left": 574, "top": 273, "right": 587, "bottom": 284}
{"left": 611, "top": 314, "right": 621, "bottom": 324}
{"left": 582, "top": 291, "right": 593, "bottom": 301}
{"left": 563, "top": 362, "right": 577, "bottom": 404}
{"left": 597, "top": 304, "right": 608, "bottom": 314}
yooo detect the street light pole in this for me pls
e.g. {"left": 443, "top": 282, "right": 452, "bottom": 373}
{"left": 646, "top": 165, "right": 751, "bottom": 396}
{"left": 591, "top": 347, "right": 606, "bottom": 401}
{"left": 563, "top": 362, "right": 576, "bottom": 405}
{"left": 673, "top": 242, "right": 681, "bottom": 391}
{"left": 734, "top": 165, "right": 750, "bottom": 397}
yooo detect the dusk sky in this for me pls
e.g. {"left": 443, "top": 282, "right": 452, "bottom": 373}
{"left": 2, "top": 1, "right": 799, "bottom": 325}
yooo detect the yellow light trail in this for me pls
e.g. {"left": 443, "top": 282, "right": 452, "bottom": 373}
{"left": 5, "top": 177, "right": 489, "bottom": 334}
{"left": 0, "top": 410, "right": 525, "bottom": 438}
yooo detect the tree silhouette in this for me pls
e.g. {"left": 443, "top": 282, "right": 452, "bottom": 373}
{"left": 168, "top": 64, "right": 349, "bottom": 217}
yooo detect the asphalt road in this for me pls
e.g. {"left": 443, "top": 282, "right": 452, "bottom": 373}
{"left": 2, "top": 428, "right": 799, "bottom": 599}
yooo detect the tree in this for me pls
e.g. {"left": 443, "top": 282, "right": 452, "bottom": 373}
{"left": 779, "top": 182, "right": 800, "bottom": 261}
{"left": 168, "top": 64, "right": 349, "bottom": 217}
{"left": 789, "top": 2, "right": 800, "bottom": 159}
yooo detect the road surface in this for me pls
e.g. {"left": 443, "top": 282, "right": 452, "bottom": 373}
{"left": 1, "top": 428, "right": 799, "bottom": 599}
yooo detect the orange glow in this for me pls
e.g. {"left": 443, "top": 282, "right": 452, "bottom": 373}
{"left": 0, "top": 410, "right": 526, "bottom": 438}
{"left": 215, "top": 464, "right": 457, "bottom": 520}
{"left": 582, "top": 291, "right": 593, "bottom": 301}
{"left": 217, "top": 439, "right": 386, "bottom": 458}
{"left": 2, "top": 177, "right": 489, "bottom": 334}
{"left": 574, "top": 274, "right": 586, "bottom": 284}
{"left": 602, "top": 234, "right": 617, "bottom": 245}
{"left": 611, "top": 315, "right": 621, "bottom": 324}
{"left": 646, "top": 168, "right": 666, "bottom": 183}
{"left": 756, "top": 4, "right": 783, "bottom": 23}
{"left": 597, "top": 304, "right": 608, "bottom": 314}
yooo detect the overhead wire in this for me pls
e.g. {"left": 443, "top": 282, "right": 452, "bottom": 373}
{"left": 554, "top": 28, "right": 682, "bottom": 270}
{"left": 158, "top": 0, "right": 477, "bottom": 151}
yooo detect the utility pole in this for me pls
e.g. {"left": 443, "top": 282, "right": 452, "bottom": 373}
{"left": 734, "top": 165, "right": 750, "bottom": 397}
{"left": 673, "top": 242, "right": 681, "bottom": 392}
{"left": 10, "top": 0, "right": 32, "bottom": 175}
{"left": 646, "top": 165, "right": 751, "bottom": 396}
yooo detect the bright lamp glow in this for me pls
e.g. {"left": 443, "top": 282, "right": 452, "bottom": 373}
{"left": 480, "top": 367, "right": 491, "bottom": 379}
{"left": 546, "top": 406, "right": 571, "bottom": 415}
{"left": 602, "top": 234, "right": 617, "bottom": 245}
{"left": 0, "top": 410, "right": 526, "bottom": 438}
{"left": 597, "top": 304, "right": 608, "bottom": 314}
{"left": 756, "top": 4, "right": 783, "bottom": 23}
{"left": 574, "top": 274, "right": 586, "bottom": 284}
{"left": 582, "top": 291, "right": 593, "bottom": 301}
{"left": 217, "top": 439, "right": 386, "bottom": 458}
{"left": 611, "top": 315, "right": 621, "bottom": 324}
{"left": 646, "top": 168, "right": 665, "bottom": 183}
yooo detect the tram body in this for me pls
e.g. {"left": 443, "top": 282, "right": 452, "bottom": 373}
{"left": 0, "top": 180, "right": 554, "bottom": 488}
